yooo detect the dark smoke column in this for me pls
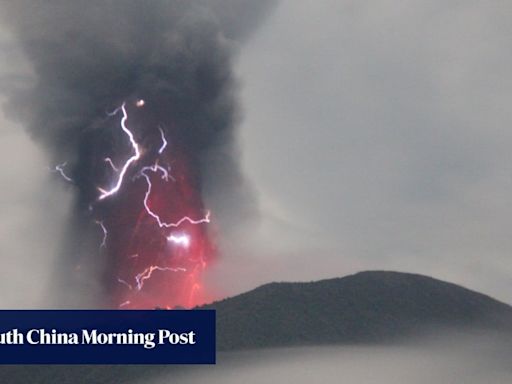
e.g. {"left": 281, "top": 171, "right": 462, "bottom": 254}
{"left": 0, "top": 0, "right": 274, "bottom": 308}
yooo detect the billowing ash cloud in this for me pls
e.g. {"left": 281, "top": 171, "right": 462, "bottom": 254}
{"left": 0, "top": 0, "right": 275, "bottom": 308}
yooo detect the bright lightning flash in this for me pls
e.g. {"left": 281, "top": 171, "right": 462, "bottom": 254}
{"left": 99, "top": 103, "right": 141, "bottom": 200}
{"left": 139, "top": 165, "right": 210, "bottom": 228}
{"left": 167, "top": 233, "right": 191, "bottom": 248}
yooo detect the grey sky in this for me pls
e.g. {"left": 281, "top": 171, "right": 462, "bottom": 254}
{"left": 211, "top": 0, "right": 512, "bottom": 302}
{"left": 1, "top": 1, "right": 512, "bottom": 306}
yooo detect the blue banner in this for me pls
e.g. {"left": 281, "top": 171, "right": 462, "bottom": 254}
{"left": 0, "top": 310, "right": 215, "bottom": 364}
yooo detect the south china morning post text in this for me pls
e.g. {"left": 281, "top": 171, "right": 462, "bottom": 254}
{"left": 0, "top": 310, "right": 216, "bottom": 364}
{"left": 0, "top": 328, "right": 196, "bottom": 349}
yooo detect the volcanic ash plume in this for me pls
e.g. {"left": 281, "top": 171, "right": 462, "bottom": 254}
{"left": 0, "top": 0, "right": 274, "bottom": 308}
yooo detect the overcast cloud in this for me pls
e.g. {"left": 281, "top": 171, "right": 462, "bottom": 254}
{"left": 211, "top": 0, "right": 512, "bottom": 303}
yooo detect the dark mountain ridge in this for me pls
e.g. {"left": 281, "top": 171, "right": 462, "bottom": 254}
{"left": 2, "top": 271, "right": 511, "bottom": 383}
{"left": 204, "top": 271, "right": 512, "bottom": 350}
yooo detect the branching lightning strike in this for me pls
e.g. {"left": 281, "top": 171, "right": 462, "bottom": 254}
{"left": 140, "top": 166, "right": 210, "bottom": 228}
{"left": 99, "top": 103, "right": 141, "bottom": 200}
{"left": 135, "top": 265, "right": 186, "bottom": 291}
{"left": 53, "top": 162, "right": 73, "bottom": 183}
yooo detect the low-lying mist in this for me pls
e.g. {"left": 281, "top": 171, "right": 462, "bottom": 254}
{"left": 0, "top": 332, "right": 510, "bottom": 383}
{"left": 146, "top": 333, "right": 512, "bottom": 384}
